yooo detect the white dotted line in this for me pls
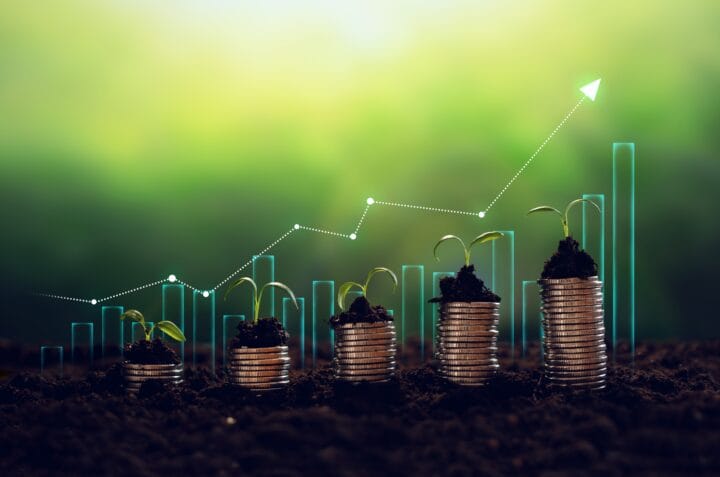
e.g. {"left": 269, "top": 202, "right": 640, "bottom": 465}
{"left": 353, "top": 204, "right": 371, "bottom": 234}
{"left": 34, "top": 293, "right": 93, "bottom": 304}
{"left": 296, "top": 225, "right": 351, "bottom": 239}
{"left": 374, "top": 200, "right": 477, "bottom": 216}
{"left": 211, "top": 227, "right": 296, "bottom": 291}
{"left": 97, "top": 278, "right": 167, "bottom": 303}
{"left": 484, "top": 96, "right": 586, "bottom": 214}
{"left": 176, "top": 279, "right": 199, "bottom": 292}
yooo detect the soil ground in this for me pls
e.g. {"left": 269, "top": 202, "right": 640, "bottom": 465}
{"left": 1, "top": 340, "right": 718, "bottom": 477}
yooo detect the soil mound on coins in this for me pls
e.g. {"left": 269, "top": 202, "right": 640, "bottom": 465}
{"left": 330, "top": 296, "right": 393, "bottom": 325}
{"left": 232, "top": 317, "right": 288, "bottom": 348}
{"left": 430, "top": 265, "right": 500, "bottom": 303}
{"left": 542, "top": 236, "right": 598, "bottom": 279}
{"left": 124, "top": 339, "right": 180, "bottom": 364}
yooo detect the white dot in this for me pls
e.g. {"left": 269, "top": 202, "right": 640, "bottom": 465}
{"left": 91, "top": 299, "right": 97, "bottom": 305}
{"left": 349, "top": 233, "right": 357, "bottom": 240}
{"left": 366, "top": 197, "right": 375, "bottom": 205}
{"left": 202, "top": 291, "right": 210, "bottom": 298}
{"left": 478, "top": 211, "right": 486, "bottom": 218}
{"left": 294, "top": 224, "right": 300, "bottom": 230}
{"left": 168, "top": 274, "right": 177, "bottom": 283}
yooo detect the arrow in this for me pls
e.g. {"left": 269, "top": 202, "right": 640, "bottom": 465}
{"left": 481, "top": 78, "right": 601, "bottom": 215}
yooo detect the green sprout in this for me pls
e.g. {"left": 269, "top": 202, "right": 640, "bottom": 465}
{"left": 527, "top": 198, "right": 601, "bottom": 238}
{"left": 337, "top": 267, "right": 398, "bottom": 311}
{"left": 433, "top": 231, "right": 504, "bottom": 267}
{"left": 120, "top": 309, "right": 186, "bottom": 343}
{"left": 224, "top": 277, "right": 298, "bottom": 323}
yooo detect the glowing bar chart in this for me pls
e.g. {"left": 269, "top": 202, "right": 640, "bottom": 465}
{"left": 162, "top": 284, "right": 185, "bottom": 361}
{"left": 192, "top": 290, "right": 216, "bottom": 371}
{"left": 252, "top": 255, "right": 275, "bottom": 318}
{"left": 312, "top": 280, "right": 334, "bottom": 366}
{"left": 222, "top": 314, "right": 244, "bottom": 367}
{"left": 282, "top": 297, "right": 305, "bottom": 368}
{"left": 101, "top": 306, "right": 124, "bottom": 357}
{"left": 612, "top": 142, "right": 636, "bottom": 358}
{"left": 401, "top": 265, "right": 424, "bottom": 357}
{"left": 71, "top": 322, "right": 94, "bottom": 365}
{"left": 40, "top": 346, "right": 63, "bottom": 376}
{"left": 582, "top": 194, "right": 606, "bottom": 284}
{"left": 521, "top": 280, "right": 542, "bottom": 358}
{"left": 494, "top": 230, "right": 516, "bottom": 358}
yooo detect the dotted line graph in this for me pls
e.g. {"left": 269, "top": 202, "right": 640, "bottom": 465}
{"left": 35, "top": 87, "right": 595, "bottom": 305}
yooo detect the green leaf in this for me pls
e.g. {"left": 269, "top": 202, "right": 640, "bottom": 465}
{"left": 564, "top": 198, "right": 601, "bottom": 218}
{"left": 526, "top": 206, "right": 563, "bottom": 216}
{"left": 433, "top": 235, "right": 467, "bottom": 263}
{"left": 337, "top": 281, "right": 364, "bottom": 311}
{"left": 155, "top": 321, "right": 186, "bottom": 343}
{"left": 119, "top": 309, "right": 145, "bottom": 326}
{"left": 224, "top": 276, "right": 257, "bottom": 302}
{"left": 363, "top": 267, "right": 398, "bottom": 295}
{"left": 468, "top": 231, "right": 504, "bottom": 251}
{"left": 258, "top": 282, "right": 298, "bottom": 316}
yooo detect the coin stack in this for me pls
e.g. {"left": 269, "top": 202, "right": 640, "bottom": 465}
{"left": 539, "top": 276, "right": 607, "bottom": 390}
{"left": 228, "top": 345, "right": 290, "bottom": 392}
{"left": 124, "top": 362, "right": 184, "bottom": 394}
{"left": 435, "top": 302, "right": 500, "bottom": 386}
{"left": 333, "top": 321, "right": 397, "bottom": 383}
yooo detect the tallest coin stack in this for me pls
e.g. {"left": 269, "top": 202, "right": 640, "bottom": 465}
{"left": 539, "top": 276, "right": 607, "bottom": 390}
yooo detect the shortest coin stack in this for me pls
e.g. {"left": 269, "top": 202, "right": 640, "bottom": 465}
{"left": 124, "top": 362, "right": 184, "bottom": 394}
{"left": 540, "top": 276, "right": 607, "bottom": 390}
{"left": 333, "top": 321, "right": 397, "bottom": 383}
{"left": 228, "top": 345, "right": 290, "bottom": 392}
{"left": 436, "top": 302, "right": 500, "bottom": 386}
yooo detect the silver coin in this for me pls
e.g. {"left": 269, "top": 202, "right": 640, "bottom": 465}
{"left": 334, "top": 350, "right": 395, "bottom": 359}
{"left": 230, "top": 379, "right": 290, "bottom": 388}
{"left": 545, "top": 368, "right": 607, "bottom": 378}
{"left": 334, "top": 321, "right": 391, "bottom": 329}
{"left": 437, "top": 324, "right": 496, "bottom": 331}
{"left": 334, "top": 355, "right": 396, "bottom": 364}
{"left": 124, "top": 362, "right": 183, "bottom": 370}
{"left": 337, "top": 374, "right": 394, "bottom": 382}
{"left": 542, "top": 322, "right": 603, "bottom": 331}
{"left": 542, "top": 310, "right": 604, "bottom": 318}
{"left": 336, "top": 335, "right": 396, "bottom": 345}
{"left": 334, "top": 326, "right": 394, "bottom": 337}
{"left": 545, "top": 355, "right": 607, "bottom": 365}
{"left": 228, "top": 352, "right": 287, "bottom": 361}
{"left": 336, "top": 366, "right": 395, "bottom": 376}
{"left": 335, "top": 332, "right": 397, "bottom": 343}
{"left": 444, "top": 376, "right": 492, "bottom": 385}
{"left": 437, "top": 329, "right": 498, "bottom": 337}
{"left": 443, "top": 301, "right": 500, "bottom": 308}
{"left": 440, "top": 368, "right": 497, "bottom": 377}
{"left": 439, "top": 357, "right": 498, "bottom": 365}
{"left": 438, "top": 320, "right": 499, "bottom": 328}
{"left": 440, "top": 311, "right": 500, "bottom": 319}
{"left": 229, "top": 346, "right": 288, "bottom": 354}
{"left": 546, "top": 372, "right": 607, "bottom": 382}
{"left": 544, "top": 347, "right": 607, "bottom": 357}
{"left": 335, "top": 363, "right": 396, "bottom": 372}
{"left": 334, "top": 344, "right": 395, "bottom": 353}
{"left": 229, "top": 362, "right": 290, "bottom": 370}
{"left": 229, "top": 375, "right": 290, "bottom": 384}
{"left": 539, "top": 276, "right": 599, "bottom": 285}
{"left": 437, "top": 339, "right": 498, "bottom": 347}
{"left": 541, "top": 290, "right": 603, "bottom": 300}
{"left": 541, "top": 296, "right": 604, "bottom": 306}
{"left": 540, "top": 281, "right": 602, "bottom": 290}
{"left": 229, "top": 356, "right": 291, "bottom": 365}
{"left": 125, "top": 375, "right": 183, "bottom": 384}
{"left": 542, "top": 304, "right": 603, "bottom": 313}
{"left": 435, "top": 348, "right": 498, "bottom": 357}
{"left": 543, "top": 326, "right": 605, "bottom": 337}
{"left": 543, "top": 337, "right": 605, "bottom": 347}
{"left": 228, "top": 368, "right": 289, "bottom": 377}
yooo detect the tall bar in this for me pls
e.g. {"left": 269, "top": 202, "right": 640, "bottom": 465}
{"left": 494, "top": 230, "right": 516, "bottom": 359}
{"left": 582, "top": 193, "right": 606, "bottom": 284}
{"left": 222, "top": 314, "right": 244, "bottom": 367}
{"left": 162, "top": 284, "right": 185, "bottom": 361}
{"left": 612, "top": 142, "right": 636, "bottom": 358}
{"left": 521, "top": 280, "right": 542, "bottom": 359}
{"left": 431, "top": 272, "right": 454, "bottom": 352}
{"left": 40, "top": 346, "right": 63, "bottom": 376}
{"left": 192, "top": 290, "right": 216, "bottom": 372}
{"left": 252, "top": 255, "right": 275, "bottom": 318}
{"left": 101, "top": 306, "right": 124, "bottom": 358}
{"left": 312, "top": 280, "right": 334, "bottom": 367}
{"left": 131, "top": 321, "right": 154, "bottom": 342}
{"left": 401, "top": 265, "right": 425, "bottom": 357}
{"left": 71, "top": 322, "right": 94, "bottom": 365}
{"left": 283, "top": 297, "right": 305, "bottom": 368}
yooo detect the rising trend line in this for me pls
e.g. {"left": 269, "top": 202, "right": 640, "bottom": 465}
{"left": 35, "top": 79, "right": 600, "bottom": 305}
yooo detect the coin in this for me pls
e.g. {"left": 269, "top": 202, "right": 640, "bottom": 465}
{"left": 334, "top": 321, "right": 391, "bottom": 330}
{"left": 539, "top": 276, "right": 599, "bottom": 284}
{"left": 229, "top": 346, "right": 287, "bottom": 354}
{"left": 443, "top": 301, "right": 499, "bottom": 308}
{"left": 335, "top": 332, "right": 396, "bottom": 343}
{"left": 229, "top": 379, "right": 290, "bottom": 389}
{"left": 334, "top": 327, "right": 394, "bottom": 337}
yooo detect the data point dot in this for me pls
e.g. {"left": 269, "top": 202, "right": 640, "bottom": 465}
{"left": 366, "top": 197, "right": 375, "bottom": 205}
{"left": 202, "top": 291, "right": 210, "bottom": 298}
{"left": 478, "top": 211, "right": 486, "bottom": 218}
{"left": 168, "top": 274, "right": 177, "bottom": 283}
{"left": 349, "top": 233, "right": 357, "bottom": 240}
{"left": 294, "top": 224, "right": 300, "bottom": 230}
{"left": 91, "top": 299, "right": 97, "bottom": 305}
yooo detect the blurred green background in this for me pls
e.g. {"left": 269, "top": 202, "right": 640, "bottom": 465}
{"left": 1, "top": 0, "right": 719, "bottom": 346}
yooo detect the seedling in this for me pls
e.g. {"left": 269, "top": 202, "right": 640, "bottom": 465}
{"left": 337, "top": 267, "right": 398, "bottom": 311}
{"left": 224, "top": 277, "right": 298, "bottom": 322}
{"left": 527, "top": 198, "right": 601, "bottom": 238}
{"left": 433, "top": 231, "right": 504, "bottom": 267}
{"left": 120, "top": 309, "right": 186, "bottom": 343}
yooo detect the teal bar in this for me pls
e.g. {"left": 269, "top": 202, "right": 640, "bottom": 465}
{"left": 40, "top": 346, "right": 63, "bottom": 376}
{"left": 521, "top": 280, "right": 542, "bottom": 359}
{"left": 612, "top": 142, "right": 636, "bottom": 359}
{"left": 192, "top": 290, "right": 216, "bottom": 372}
{"left": 431, "top": 271, "right": 454, "bottom": 352}
{"left": 101, "top": 306, "right": 124, "bottom": 358}
{"left": 283, "top": 297, "right": 305, "bottom": 368}
{"left": 312, "top": 280, "right": 334, "bottom": 367}
{"left": 495, "top": 231, "right": 516, "bottom": 359}
{"left": 131, "top": 321, "right": 154, "bottom": 342}
{"left": 582, "top": 193, "right": 606, "bottom": 284}
{"left": 401, "top": 265, "right": 425, "bottom": 357}
{"left": 222, "top": 314, "right": 244, "bottom": 367}
{"left": 252, "top": 255, "right": 275, "bottom": 318}
{"left": 162, "top": 284, "right": 185, "bottom": 362}
{"left": 71, "top": 322, "right": 94, "bottom": 365}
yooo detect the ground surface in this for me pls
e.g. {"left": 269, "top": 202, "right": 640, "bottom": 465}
{"left": 1, "top": 341, "right": 719, "bottom": 477}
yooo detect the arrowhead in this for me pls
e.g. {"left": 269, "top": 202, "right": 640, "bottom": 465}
{"left": 580, "top": 78, "right": 601, "bottom": 101}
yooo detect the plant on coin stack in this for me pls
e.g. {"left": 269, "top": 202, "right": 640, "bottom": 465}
{"left": 528, "top": 198, "right": 608, "bottom": 390}
{"left": 223, "top": 277, "right": 298, "bottom": 391}
{"left": 330, "top": 267, "right": 398, "bottom": 383}
{"left": 429, "top": 232, "right": 504, "bottom": 386}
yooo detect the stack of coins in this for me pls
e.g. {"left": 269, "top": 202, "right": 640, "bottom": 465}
{"left": 436, "top": 302, "right": 500, "bottom": 386}
{"left": 333, "top": 321, "right": 396, "bottom": 383}
{"left": 228, "top": 345, "right": 290, "bottom": 392}
{"left": 539, "top": 276, "right": 607, "bottom": 390}
{"left": 124, "top": 362, "right": 184, "bottom": 393}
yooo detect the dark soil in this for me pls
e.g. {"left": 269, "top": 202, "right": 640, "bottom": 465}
{"left": 542, "top": 236, "right": 598, "bottom": 279}
{"left": 1, "top": 341, "right": 719, "bottom": 476}
{"left": 231, "top": 317, "right": 288, "bottom": 348}
{"left": 124, "top": 338, "right": 180, "bottom": 364}
{"left": 430, "top": 264, "right": 500, "bottom": 303}
{"left": 330, "top": 296, "right": 393, "bottom": 326}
